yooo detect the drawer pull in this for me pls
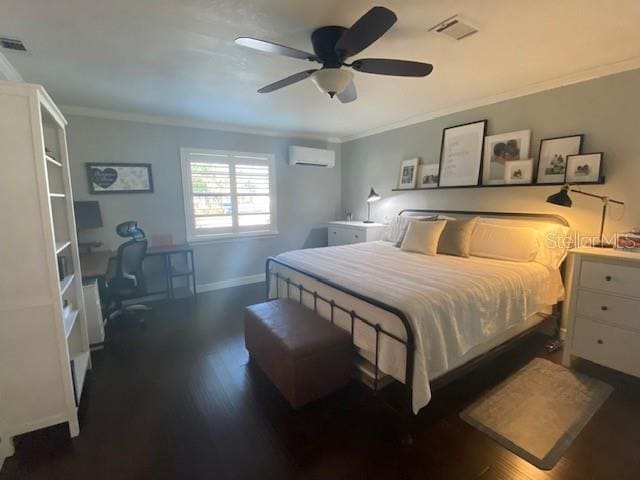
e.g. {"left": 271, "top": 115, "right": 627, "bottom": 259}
{"left": 333, "top": 231, "right": 336, "bottom": 235}
{"left": 605, "top": 275, "right": 612, "bottom": 282}
{"left": 597, "top": 339, "right": 604, "bottom": 345}
{"left": 354, "top": 234, "right": 359, "bottom": 239}
{"left": 600, "top": 305, "right": 608, "bottom": 311}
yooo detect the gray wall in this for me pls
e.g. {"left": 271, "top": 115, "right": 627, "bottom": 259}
{"left": 66, "top": 68, "right": 640, "bottom": 289}
{"left": 342, "top": 69, "right": 640, "bottom": 237}
{"left": 66, "top": 115, "right": 341, "bottom": 286}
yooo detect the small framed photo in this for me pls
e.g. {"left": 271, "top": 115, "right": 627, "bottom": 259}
{"left": 565, "top": 153, "right": 603, "bottom": 183}
{"left": 482, "top": 130, "right": 531, "bottom": 185}
{"left": 87, "top": 163, "right": 154, "bottom": 194}
{"left": 398, "top": 158, "right": 419, "bottom": 189}
{"left": 536, "top": 135, "right": 583, "bottom": 184}
{"left": 439, "top": 120, "right": 487, "bottom": 187}
{"left": 417, "top": 163, "right": 439, "bottom": 188}
{"left": 504, "top": 159, "right": 533, "bottom": 184}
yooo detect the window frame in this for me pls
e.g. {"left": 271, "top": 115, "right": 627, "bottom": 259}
{"left": 180, "top": 147, "right": 278, "bottom": 242}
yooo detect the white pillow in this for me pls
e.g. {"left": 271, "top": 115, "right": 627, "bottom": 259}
{"left": 476, "top": 218, "right": 570, "bottom": 269}
{"left": 532, "top": 224, "right": 571, "bottom": 269}
{"left": 400, "top": 220, "right": 447, "bottom": 256}
{"left": 383, "top": 215, "right": 434, "bottom": 244}
{"left": 470, "top": 223, "right": 539, "bottom": 262}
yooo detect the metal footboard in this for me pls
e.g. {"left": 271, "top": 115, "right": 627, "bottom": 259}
{"left": 265, "top": 256, "right": 415, "bottom": 402}
{"left": 264, "top": 209, "right": 570, "bottom": 417}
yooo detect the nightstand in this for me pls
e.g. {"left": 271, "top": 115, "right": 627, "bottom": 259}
{"left": 562, "top": 247, "right": 640, "bottom": 378}
{"left": 327, "top": 221, "right": 386, "bottom": 246}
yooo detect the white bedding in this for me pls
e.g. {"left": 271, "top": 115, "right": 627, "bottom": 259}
{"left": 272, "top": 241, "right": 564, "bottom": 413}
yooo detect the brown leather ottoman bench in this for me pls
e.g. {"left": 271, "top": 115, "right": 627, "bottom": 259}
{"left": 244, "top": 298, "right": 352, "bottom": 408}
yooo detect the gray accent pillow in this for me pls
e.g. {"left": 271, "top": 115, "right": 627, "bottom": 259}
{"left": 437, "top": 216, "right": 479, "bottom": 257}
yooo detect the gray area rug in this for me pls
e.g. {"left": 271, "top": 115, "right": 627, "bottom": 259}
{"left": 460, "top": 357, "right": 612, "bottom": 470}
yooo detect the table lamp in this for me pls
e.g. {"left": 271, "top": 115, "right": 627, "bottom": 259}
{"left": 546, "top": 185, "right": 624, "bottom": 248}
{"left": 364, "top": 188, "right": 381, "bottom": 223}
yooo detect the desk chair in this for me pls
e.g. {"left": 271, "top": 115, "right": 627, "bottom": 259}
{"left": 105, "top": 221, "right": 151, "bottom": 322}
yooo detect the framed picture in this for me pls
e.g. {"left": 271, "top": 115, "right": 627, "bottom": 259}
{"left": 482, "top": 130, "right": 531, "bottom": 185}
{"left": 566, "top": 153, "right": 603, "bottom": 183}
{"left": 87, "top": 163, "right": 154, "bottom": 194}
{"left": 398, "top": 158, "right": 419, "bottom": 189}
{"left": 417, "top": 163, "right": 439, "bottom": 188}
{"left": 438, "top": 120, "right": 487, "bottom": 187}
{"left": 536, "top": 135, "right": 583, "bottom": 184}
{"left": 504, "top": 159, "right": 534, "bottom": 184}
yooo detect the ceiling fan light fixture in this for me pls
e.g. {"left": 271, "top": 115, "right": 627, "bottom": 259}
{"left": 311, "top": 68, "right": 353, "bottom": 97}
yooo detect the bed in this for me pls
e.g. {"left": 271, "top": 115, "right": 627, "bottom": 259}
{"left": 265, "top": 210, "right": 570, "bottom": 414}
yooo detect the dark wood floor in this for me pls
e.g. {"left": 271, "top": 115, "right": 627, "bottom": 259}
{"left": 2, "top": 284, "right": 639, "bottom": 480}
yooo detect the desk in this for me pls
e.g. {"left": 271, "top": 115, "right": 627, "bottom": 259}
{"left": 80, "top": 244, "right": 196, "bottom": 299}
{"left": 80, "top": 251, "right": 112, "bottom": 279}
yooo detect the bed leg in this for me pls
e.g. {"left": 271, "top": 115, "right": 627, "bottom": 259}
{"left": 399, "top": 389, "right": 414, "bottom": 446}
{"left": 545, "top": 305, "right": 564, "bottom": 353}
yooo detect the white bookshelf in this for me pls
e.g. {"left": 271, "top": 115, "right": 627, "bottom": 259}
{"left": 0, "top": 81, "right": 91, "bottom": 467}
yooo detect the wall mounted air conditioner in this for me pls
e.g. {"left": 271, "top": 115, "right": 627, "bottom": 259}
{"left": 288, "top": 145, "right": 335, "bottom": 168}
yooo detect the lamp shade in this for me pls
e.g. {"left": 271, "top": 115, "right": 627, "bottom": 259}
{"left": 367, "top": 188, "right": 381, "bottom": 203}
{"left": 311, "top": 68, "right": 353, "bottom": 97}
{"left": 546, "top": 187, "right": 572, "bottom": 207}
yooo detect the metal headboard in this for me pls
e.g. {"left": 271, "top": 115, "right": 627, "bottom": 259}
{"left": 399, "top": 209, "right": 570, "bottom": 227}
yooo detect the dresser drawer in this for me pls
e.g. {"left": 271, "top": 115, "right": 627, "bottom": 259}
{"left": 576, "top": 290, "right": 640, "bottom": 331}
{"left": 328, "top": 227, "right": 341, "bottom": 246}
{"left": 328, "top": 226, "right": 365, "bottom": 246}
{"left": 341, "top": 228, "right": 365, "bottom": 244}
{"left": 579, "top": 260, "right": 640, "bottom": 297}
{"left": 572, "top": 317, "right": 640, "bottom": 377}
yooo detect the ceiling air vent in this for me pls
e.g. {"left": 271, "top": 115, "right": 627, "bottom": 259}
{"left": 0, "top": 37, "right": 27, "bottom": 52}
{"left": 428, "top": 15, "right": 478, "bottom": 41}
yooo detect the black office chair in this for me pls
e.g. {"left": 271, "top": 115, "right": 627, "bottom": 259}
{"left": 105, "top": 221, "right": 151, "bottom": 322}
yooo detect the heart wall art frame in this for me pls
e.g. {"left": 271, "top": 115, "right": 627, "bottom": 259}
{"left": 86, "top": 163, "right": 154, "bottom": 194}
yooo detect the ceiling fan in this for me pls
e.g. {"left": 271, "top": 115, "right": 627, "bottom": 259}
{"left": 235, "top": 6, "right": 433, "bottom": 103}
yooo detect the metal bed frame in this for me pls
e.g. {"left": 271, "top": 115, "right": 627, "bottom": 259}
{"left": 265, "top": 209, "right": 570, "bottom": 417}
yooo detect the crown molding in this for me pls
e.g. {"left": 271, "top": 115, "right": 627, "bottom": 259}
{"left": 59, "top": 55, "right": 640, "bottom": 145}
{"left": 341, "top": 56, "right": 640, "bottom": 143}
{"left": 0, "top": 51, "right": 23, "bottom": 82}
{"left": 59, "top": 105, "right": 341, "bottom": 143}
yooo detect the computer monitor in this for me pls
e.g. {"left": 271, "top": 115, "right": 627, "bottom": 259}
{"left": 74, "top": 201, "right": 103, "bottom": 230}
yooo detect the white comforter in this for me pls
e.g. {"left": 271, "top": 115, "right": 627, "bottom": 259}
{"left": 274, "top": 241, "right": 563, "bottom": 413}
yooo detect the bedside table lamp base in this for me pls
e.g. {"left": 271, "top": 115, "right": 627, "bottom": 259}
{"left": 364, "top": 187, "right": 381, "bottom": 224}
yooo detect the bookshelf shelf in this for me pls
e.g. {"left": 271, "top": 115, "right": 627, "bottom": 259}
{"left": 59, "top": 273, "right": 75, "bottom": 295}
{"left": 63, "top": 308, "right": 79, "bottom": 338}
{"left": 46, "top": 155, "right": 62, "bottom": 168}
{"left": 55, "top": 241, "right": 71, "bottom": 254}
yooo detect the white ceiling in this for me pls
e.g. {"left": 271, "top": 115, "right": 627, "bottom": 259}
{"left": 2, "top": 0, "right": 640, "bottom": 141}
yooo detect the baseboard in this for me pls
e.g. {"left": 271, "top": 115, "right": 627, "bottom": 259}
{"left": 197, "top": 273, "right": 265, "bottom": 293}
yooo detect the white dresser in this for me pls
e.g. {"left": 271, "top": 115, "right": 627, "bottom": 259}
{"left": 327, "top": 221, "right": 386, "bottom": 246}
{"left": 562, "top": 247, "right": 640, "bottom": 378}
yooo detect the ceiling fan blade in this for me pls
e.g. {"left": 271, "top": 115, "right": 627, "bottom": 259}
{"left": 351, "top": 58, "right": 433, "bottom": 77}
{"left": 337, "top": 80, "right": 357, "bottom": 103}
{"left": 257, "top": 69, "right": 318, "bottom": 93}
{"left": 335, "top": 7, "right": 397, "bottom": 58}
{"left": 235, "top": 37, "right": 318, "bottom": 61}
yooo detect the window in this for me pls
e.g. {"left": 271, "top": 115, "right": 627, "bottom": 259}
{"left": 181, "top": 148, "right": 277, "bottom": 241}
